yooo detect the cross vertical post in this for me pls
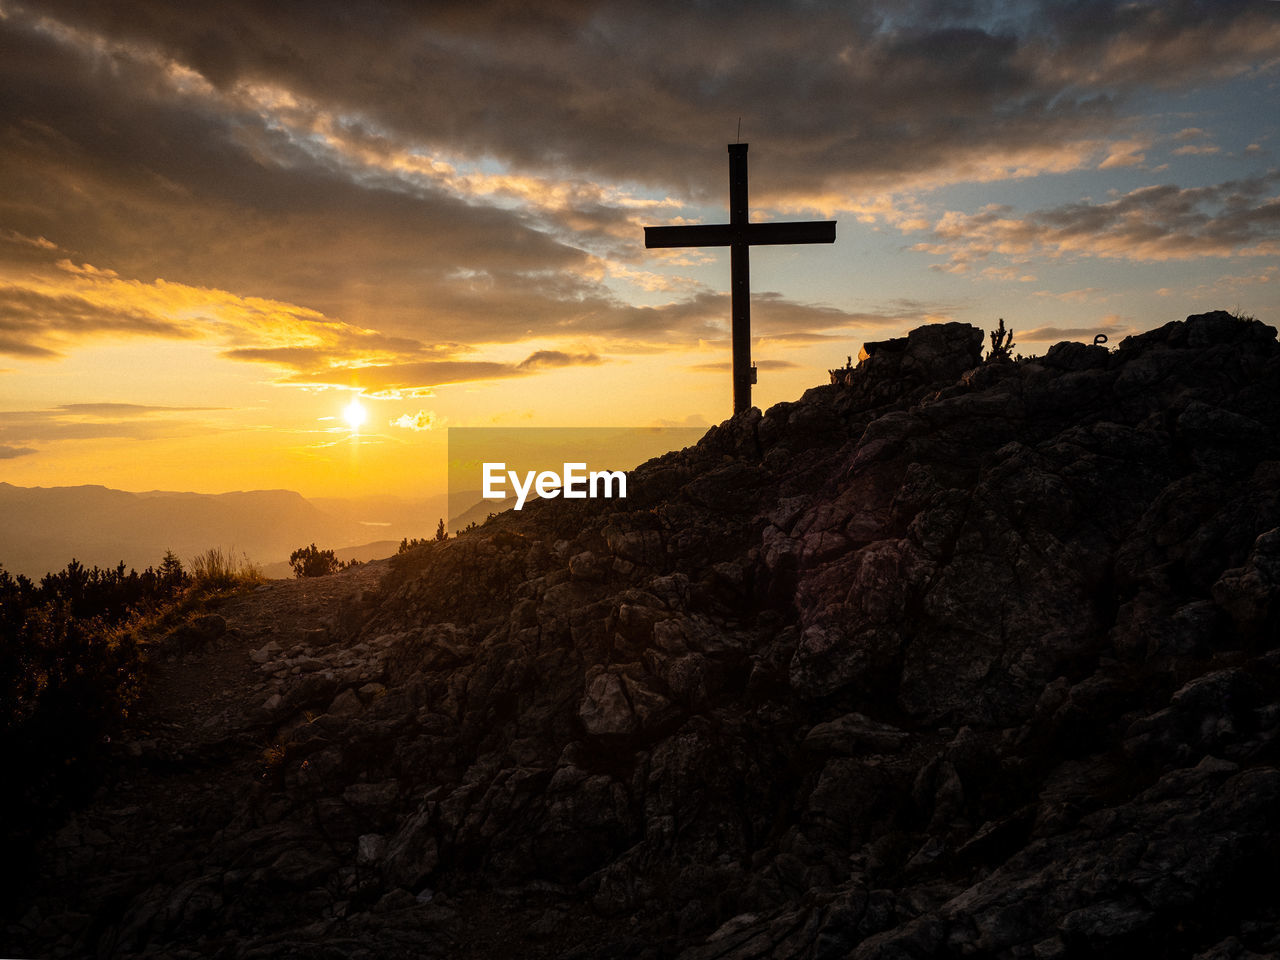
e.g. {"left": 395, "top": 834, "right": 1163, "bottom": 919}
{"left": 729, "top": 144, "right": 751, "bottom": 414}
{"left": 644, "top": 143, "right": 837, "bottom": 416}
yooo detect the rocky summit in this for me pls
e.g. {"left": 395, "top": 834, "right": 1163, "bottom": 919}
{"left": 7, "top": 311, "right": 1280, "bottom": 959}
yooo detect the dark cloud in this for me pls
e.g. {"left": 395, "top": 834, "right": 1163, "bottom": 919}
{"left": 0, "top": 14, "right": 595, "bottom": 346}
{"left": 0, "top": 337, "right": 59, "bottom": 359}
{"left": 0, "top": 444, "right": 38, "bottom": 459}
{"left": 0, "top": 0, "right": 1276, "bottom": 377}
{"left": 517, "top": 350, "right": 603, "bottom": 370}
{"left": 0, "top": 286, "right": 195, "bottom": 357}
{"left": 222, "top": 346, "right": 357, "bottom": 368}
{"left": 282, "top": 347, "right": 605, "bottom": 390}
{"left": 12, "top": 0, "right": 1277, "bottom": 201}
{"left": 0, "top": 411, "right": 208, "bottom": 444}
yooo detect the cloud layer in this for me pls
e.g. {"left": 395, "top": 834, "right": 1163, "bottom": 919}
{"left": 15, "top": 1, "right": 1279, "bottom": 196}
{"left": 1, "top": 0, "right": 1278, "bottom": 406}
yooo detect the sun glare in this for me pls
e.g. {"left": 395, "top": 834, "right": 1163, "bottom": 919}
{"left": 343, "top": 397, "right": 367, "bottom": 431}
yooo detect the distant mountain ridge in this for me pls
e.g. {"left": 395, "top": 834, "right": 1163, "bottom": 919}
{"left": 0, "top": 483, "right": 428, "bottom": 578}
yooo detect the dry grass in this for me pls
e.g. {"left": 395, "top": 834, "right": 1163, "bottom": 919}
{"left": 189, "top": 547, "right": 263, "bottom": 592}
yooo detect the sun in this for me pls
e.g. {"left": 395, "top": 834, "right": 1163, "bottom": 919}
{"left": 343, "top": 397, "right": 367, "bottom": 431}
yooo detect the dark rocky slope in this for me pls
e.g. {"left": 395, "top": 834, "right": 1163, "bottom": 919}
{"left": 7, "top": 311, "right": 1280, "bottom": 958}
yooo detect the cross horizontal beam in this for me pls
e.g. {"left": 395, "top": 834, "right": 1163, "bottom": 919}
{"left": 643, "top": 143, "right": 837, "bottom": 415}
{"left": 644, "top": 220, "right": 836, "bottom": 249}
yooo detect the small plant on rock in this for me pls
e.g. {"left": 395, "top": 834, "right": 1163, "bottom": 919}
{"left": 987, "top": 318, "right": 1016, "bottom": 362}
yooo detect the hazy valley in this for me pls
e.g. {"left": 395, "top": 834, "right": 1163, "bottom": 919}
{"left": 0, "top": 485, "right": 451, "bottom": 579}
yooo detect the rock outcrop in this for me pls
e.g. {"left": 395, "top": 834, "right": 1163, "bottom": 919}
{"left": 6, "top": 311, "right": 1280, "bottom": 958}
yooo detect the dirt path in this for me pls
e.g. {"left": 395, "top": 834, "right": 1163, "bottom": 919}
{"left": 140, "top": 559, "right": 391, "bottom": 747}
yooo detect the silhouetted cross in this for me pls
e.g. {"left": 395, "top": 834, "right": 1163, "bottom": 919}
{"left": 645, "top": 143, "right": 836, "bottom": 414}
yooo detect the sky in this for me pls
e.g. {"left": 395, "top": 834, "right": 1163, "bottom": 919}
{"left": 1, "top": 0, "right": 1278, "bottom": 500}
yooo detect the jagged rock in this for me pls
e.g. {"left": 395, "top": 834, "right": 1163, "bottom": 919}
{"left": 836, "top": 322, "right": 984, "bottom": 402}
{"left": 606, "top": 527, "right": 665, "bottom": 567}
{"left": 269, "top": 846, "right": 336, "bottom": 888}
{"left": 301, "top": 626, "right": 331, "bottom": 646}
{"left": 327, "top": 687, "right": 364, "bottom": 717}
{"left": 578, "top": 665, "right": 677, "bottom": 740}
{"left": 382, "top": 804, "right": 440, "bottom": 889}
{"left": 251, "top": 639, "right": 283, "bottom": 663}
{"left": 802, "top": 713, "right": 910, "bottom": 755}
{"left": 357, "top": 833, "right": 386, "bottom": 865}
{"left": 1213, "top": 527, "right": 1280, "bottom": 643}
{"left": 1042, "top": 339, "right": 1111, "bottom": 372}
{"left": 344, "top": 781, "right": 399, "bottom": 811}
{"left": 569, "top": 550, "right": 604, "bottom": 580}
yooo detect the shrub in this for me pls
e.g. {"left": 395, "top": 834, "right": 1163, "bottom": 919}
{"left": 0, "top": 554, "right": 190, "bottom": 861}
{"left": 288, "top": 543, "right": 357, "bottom": 578}
{"left": 4, "top": 602, "right": 144, "bottom": 733}
{"left": 400, "top": 519, "right": 451, "bottom": 553}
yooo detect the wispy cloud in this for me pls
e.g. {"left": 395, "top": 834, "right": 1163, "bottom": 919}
{"left": 0, "top": 405, "right": 216, "bottom": 446}
{"left": 1032, "top": 288, "right": 1108, "bottom": 303}
{"left": 914, "top": 172, "right": 1280, "bottom": 271}
{"left": 0, "top": 284, "right": 198, "bottom": 358}
{"left": 688, "top": 359, "right": 800, "bottom": 373}
{"left": 1019, "top": 320, "right": 1134, "bottom": 343}
{"left": 1101, "top": 135, "right": 1155, "bottom": 169}
{"left": 1182, "top": 265, "right": 1278, "bottom": 301}
{"left": 282, "top": 348, "right": 608, "bottom": 391}
{"left": 517, "top": 350, "right": 603, "bottom": 371}
{"left": 55, "top": 402, "right": 225, "bottom": 417}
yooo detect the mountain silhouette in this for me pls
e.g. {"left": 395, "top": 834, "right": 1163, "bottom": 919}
{"left": 5, "top": 312, "right": 1279, "bottom": 958}
{"left": 0, "top": 485, "right": 422, "bottom": 577}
